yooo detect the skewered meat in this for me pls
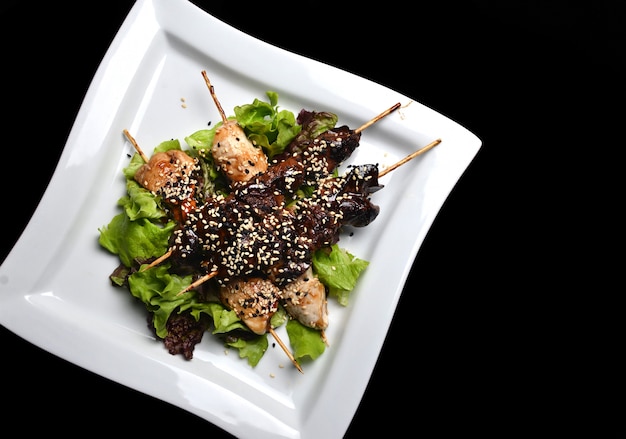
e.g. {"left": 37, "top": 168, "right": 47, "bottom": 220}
{"left": 132, "top": 110, "right": 362, "bottom": 221}
{"left": 168, "top": 164, "right": 382, "bottom": 286}
{"left": 134, "top": 149, "right": 201, "bottom": 222}
{"left": 212, "top": 119, "right": 268, "bottom": 183}
{"left": 260, "top": 126, "right": 359, "bottom": 193}
{"left": 134, "top": 149, "right": 198, "bottom": 194}
{"left": 202, "top": 71, "right": 269, "bottom": 185}
{"left": 218, "top": 265, "right": 328, "bottom": 333}
{"left": 218, "top": 277, "right": 281, "bottom": 335}
{"left": 281, "top": 267, "right": 328, "bottom": 330}
{"left": 268, "top": 119, "right": 361, "bottom": 191}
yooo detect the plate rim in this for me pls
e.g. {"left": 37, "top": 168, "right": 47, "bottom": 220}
{"left": 0, "top": 1, "right": 481, "bottom": 438}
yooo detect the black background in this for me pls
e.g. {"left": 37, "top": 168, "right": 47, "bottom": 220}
{"left": 1, "top": 1, "right": 623, "bottom": 436}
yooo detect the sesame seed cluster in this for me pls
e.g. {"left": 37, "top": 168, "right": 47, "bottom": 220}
{"left": 171, "top": 164, "right": 379, "bottom": 286}
{"left": 220, "top": 277, "right": 281, "bottom": 322}
{"left": 167, "top": 127, "right": 382, "bottom": 287}
{"left": 158, "top": 161, "right": 199, "bottom": 205}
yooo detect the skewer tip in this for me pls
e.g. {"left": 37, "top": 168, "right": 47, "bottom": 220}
{"left": 269, "top": 327, "right": 303, "bottom": 374}
{"left": 123, "top": 129, "right": 150, "bottom": 163}
{"left": 176, "top": 271, "right": 218, "bottom": 296}
{"left": 355, "top": 102, "right": 402, "bottom": 134}
{"left": 378, "top": 138, "right": 442, "bottom": 177}
{"left": 201, "top": 69, "right": 228, "bottom": 124}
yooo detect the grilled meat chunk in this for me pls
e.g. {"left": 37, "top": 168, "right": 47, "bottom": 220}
{"left": 212, "top": 120, "right": 268, "bottom": 183}
{"left": 218, "top": 277, "right": 281, "bottom": 335}
{"left": 282, "top": 267, "right": 328, "bottom": 330}
{"left": 168, "top": 164, "right": 382, "bottom": 285}
{"left": 134, "top": 149, "right": 201, "bottom": 221}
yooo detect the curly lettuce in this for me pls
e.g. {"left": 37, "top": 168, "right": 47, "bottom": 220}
{"left": 313, "top": 244, "right": 369, "bottom": 306}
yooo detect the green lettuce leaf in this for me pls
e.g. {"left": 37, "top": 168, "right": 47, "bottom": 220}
{"left": 184, "top": 128, "right": 216, "bottom": 158}
{"left": 98, "top": 213, "right": 175, "bottom": 267}
{"left": 208, "top": 302, "right": 249, "bottom": 334}
{"left": 313, "top": 244, "right": 369, "bottom": 306}
{"left": 128, "top": 264, "right": 224, "bottom": 338}
{"left": 286, "top": 319, "right": 326, "bottom": 361}
{"left": 234, "top": 91, "right": 301, "bottom": 158}
{"left": 127, "top": 264, "right": 193, "bottom": 337}
{"left": 203, "top": 301, "right": 270, "bottom": 367}
{"left": 185, "top": 128, "right": 225, "bottom": 197}
{"left": 270, "top": 305, "right": 288, "bottom": 328}
{"left": 226, "top": 334, "right": 269, "bottom": 367}
{"left": 153, "top": 138, "right": 182, "bottom": 154}
{"left": 118, "top": 180, "right": 166, "bottom": 221}
{"left": 123, "top": 152, "right": 147, "bottom": 180}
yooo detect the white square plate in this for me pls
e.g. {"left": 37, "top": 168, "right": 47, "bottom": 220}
{"left": 0, "top": 1, "right": 481, "bottom": 437}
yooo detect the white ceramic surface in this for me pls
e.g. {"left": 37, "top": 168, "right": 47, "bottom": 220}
{"left": 0, "top": 1, "right": 481, "bottom": 437}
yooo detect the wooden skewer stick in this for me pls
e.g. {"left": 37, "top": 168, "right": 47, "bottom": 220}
{"left": 201, "top": 70, "right": 228, "bottom": 124}
{"left": 269, "top": 327, "right": 303, "bottom": 373}
{"left": 321, "top": 330, "right": 330, "bottom": 347}
{"left": 139, "top": 250, "right": 173, "bottom": 272}
{"left": 355, "top": 102, "right": 401, "bottom": 133}
{"left": 379, "top": 138, "right": 442, "bottom": 178}
{"left": 123, "top": 129, "right": 150, "bottom": 163}
{"left": 176, "top": 271, "right": 218, "bottom": 296}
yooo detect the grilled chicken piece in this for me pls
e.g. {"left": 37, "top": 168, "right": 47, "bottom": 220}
{"left": 134, "top": 149, "right": 198, "bottom": 193}
{"left": 212, "top": 120, "right": 268, "bottom": 183}
{"left": 218, "top": 277, "right": 281, "bottom": 335}
{"left": 134, "top": 149, "right": 199, "bottom": 221}
{"left": 282, "top": 268, "right": 329, "bottom": 330}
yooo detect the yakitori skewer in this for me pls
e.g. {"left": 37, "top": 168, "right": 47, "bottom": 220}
{"left": 201, "top": 70, "right": 269, "bottom": 183}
